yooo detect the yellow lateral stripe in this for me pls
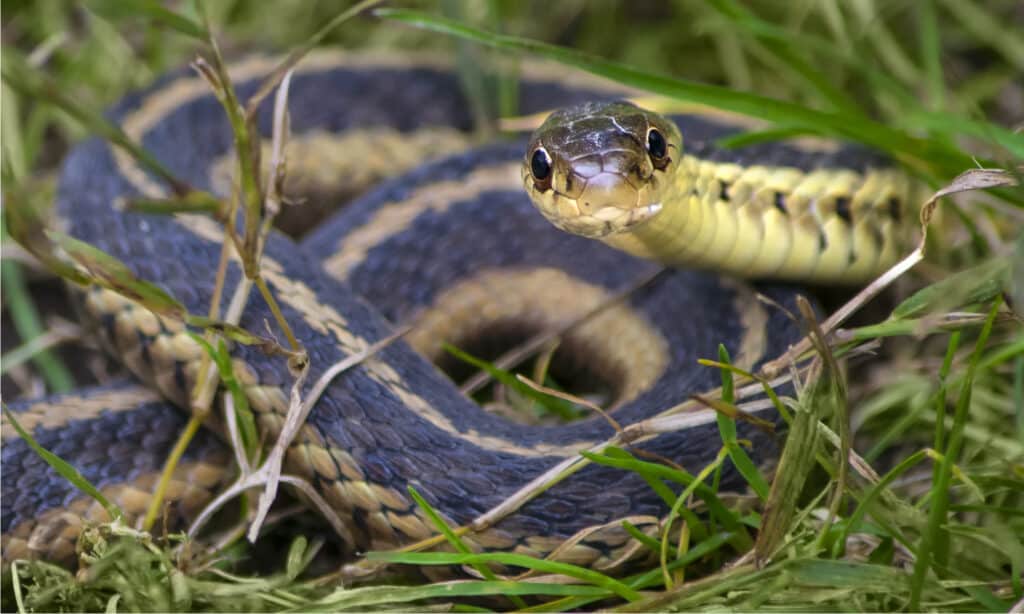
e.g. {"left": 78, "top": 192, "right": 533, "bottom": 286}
{"left": 1, "top": 386, "right": 161, "bottom": 442}
{"left": 322, "top": 162, "right": 521, "bottom": 281}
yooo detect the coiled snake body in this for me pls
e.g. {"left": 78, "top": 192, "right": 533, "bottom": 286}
{"left": 2, "top": 52, "right": 919, "bottom": 570}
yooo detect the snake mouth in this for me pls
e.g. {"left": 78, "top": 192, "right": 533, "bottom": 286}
{"left": 537, "top": 199, "right": 664, "bottom": 239}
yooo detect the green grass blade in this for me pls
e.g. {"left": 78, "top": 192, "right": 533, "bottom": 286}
{"left": 890, "top": 257, "right": 1010, "bottom": 320}
{"left": 696, "top": 6, "right": 918, "bottom": 109}
{"left": 366, "top": 551, "right": 642, "bottom": 601}
{"left": 601, "top": 448, "right": 709, "bottom": 541}
{"left": 836, "top": 449, "right": 929, "bottom": 553}
{"left": 660, "top": 447, "right": 727, "bottom": 587}
{"left": 930, "top": 331, "right": 960, "bottom": 533}
{"left": 189, "top": 334, "right": 259, "bottom": 461}
{"left": 703, "top": 0, "right": 863, "bottom": 115}
{"left": 309, "top": 580, "right": 611, "bottom": 611}
{"left": 1016, "top": 356, "right": 1024, "bottom": 446}
{"left": 961, "top": 586, "right": 1012, "bottom": 612}
{"left": 537, "top": 530, "right": 736, "bottom": 612}
{"left": 918, "top": 0, "right": 945, "bottom": 112}
{"left": 787, "top": 559, "right": 937, "bottom": 591}
{"left": 903, "top": 110, "right": 1024, "bottom": 161}
{"left": 87, "top": 0, "right": 208, "bottom": 40}
{"left": 583, "top": 447, "right": 750, "bottom": 549}
{"left": 406, "top": 486, "right": 529, "bottom": 609}
{"left": 755, "top": 387, "right": 824, "bottom": 563}
{"left": 937, "top": 0, "right": 1024, "bottom": 72}
{"left": 0, "top": 54, "right": 189, "bottom": 195}
{"left": 629, "top": 530, "right": 734, "bottom": 590}
{"left": 909, "top": 299, "right": 1001, "bottom": 610}
{"left": 124, "top": 191, "right": 225, "bottom": 217}
{"left": 697, "top": 358, "right": 793, "bottom": 424}
{"left": 442, "top": 342, "right": 581, "bottom": 419}
{"left": 0, "top": 245, "right": 74, "bottom": 392}
{"left": 375, "top": 8, "right": 973, "bottom": 173}
{"left": 2, "top": 405, "right": 123, "bottom": 523}
{"left": 620, "top": 519, "right": 662, "bottom": 554}
{"left": 48, "top": 231, "right": 186, "bottom": 315}
{"left": 714, "top": 345, "right": 769, "bottom": 500}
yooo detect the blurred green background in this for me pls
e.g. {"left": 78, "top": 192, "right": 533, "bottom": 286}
{"left": 4, "top": 0, "right": 1023, "bottom": 184}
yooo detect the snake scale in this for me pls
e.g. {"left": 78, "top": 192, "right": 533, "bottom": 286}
{"left": 2, "top": 51, "right": 921, "bottom": 571}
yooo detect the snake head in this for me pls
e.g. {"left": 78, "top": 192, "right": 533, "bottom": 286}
{"left": 522, "top": 101, "right": 681, "bottom": 238}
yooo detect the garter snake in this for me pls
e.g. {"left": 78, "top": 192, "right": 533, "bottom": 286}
{"left": 2, "top": 51, "right": 921, "bottom": 570}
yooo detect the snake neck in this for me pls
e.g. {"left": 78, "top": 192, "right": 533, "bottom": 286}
{"left": 601, "top": 154, "right": 923, "bottom": 283}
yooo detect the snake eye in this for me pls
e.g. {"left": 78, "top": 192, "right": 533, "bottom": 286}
{"left": 646, "top": 128, "right": 667, "bottom": 160}
{"left": 530, "top": 147, "right": 553, "bottom": 188}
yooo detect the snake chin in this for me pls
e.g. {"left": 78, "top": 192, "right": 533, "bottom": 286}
{"left": 536, "top": 199, "right": 664, "bottom": 239}
{"left": 583, "top": 201, "right": 664, "bottom": 238}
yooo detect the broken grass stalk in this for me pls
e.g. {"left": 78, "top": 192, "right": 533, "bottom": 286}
{"left": 147, "top": 61, "right": 302, "bottom": 531}
{"left": 796, "top": 297, "right": 852, "bottom": 555}
{"left": 141, "top": 269, "right": 255, "bottom": 532}
{"left": 190, "top": 11, "right": 301, "bottom": 354}
{"left": 183, "top": 326, "right": 409, "bottom": 544}
{"left": 246, "top": 323, "right": 410, "bottom": 541}
{"left": 762, "top": 245, "right": 925, "bottom": 377}
{"left": 515, "top": 373, "right": 623, "bottom": 432}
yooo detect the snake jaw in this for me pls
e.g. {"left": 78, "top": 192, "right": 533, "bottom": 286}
{"left": 534, "top": 198, "right": 663, "bottom": 238}
{"left": 587, "top": 201, "right": 663, "bottom": 237}
{"left": 627, "top": 201, "right": 663, "bottom": 226}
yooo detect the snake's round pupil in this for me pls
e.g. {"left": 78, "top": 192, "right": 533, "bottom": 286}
{"left": 531, "top": 148, "right": 552, "bottom": 182}
{"left": 647, "top": 128, "right": 667, "bottom": 159}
